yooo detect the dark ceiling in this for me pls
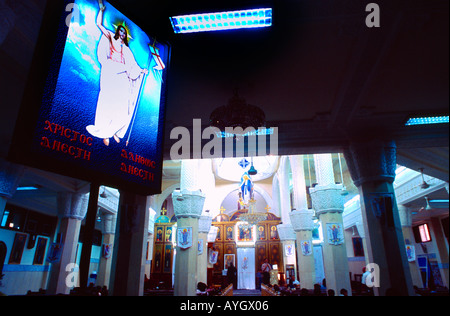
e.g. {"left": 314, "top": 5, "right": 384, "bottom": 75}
{"left": 1, "top": 0, "right": 449, "bottom": 181}
{"left": 113, "top": 0, "right": 449, "bottom": 162}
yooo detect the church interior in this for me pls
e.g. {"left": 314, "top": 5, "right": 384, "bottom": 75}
{"left": 0, "top": 0, "right": 449, "bottom": 297}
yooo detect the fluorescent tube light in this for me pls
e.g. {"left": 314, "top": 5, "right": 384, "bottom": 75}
{"left": 170, "top": 8, "right": 272, "bottom": 34}
{"left": 17, "top": 186, "right": 39, "bottom": 191}
{"left": 405, "top": 116, "right": 449, "bottom": 126}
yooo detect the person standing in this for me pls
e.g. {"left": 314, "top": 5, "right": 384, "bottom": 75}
{"left": 227, "top": 262, "right": 237, "bottom": 290}
{"left": 261, "top": 258, "right": 272, "bottom": 285}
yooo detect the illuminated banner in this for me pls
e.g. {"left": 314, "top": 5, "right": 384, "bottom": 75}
{"left": 9, "top": 0, "right": 170, "bottom": 195}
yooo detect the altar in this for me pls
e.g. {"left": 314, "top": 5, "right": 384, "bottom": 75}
{"left": 237, "top": 248, "right": 256, "bottom": 290}
{"left": 209, "top": 209, "right": 283, "bottom": 288}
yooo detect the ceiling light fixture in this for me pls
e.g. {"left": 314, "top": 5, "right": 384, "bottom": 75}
{"left": 170, "top": 8, "right": 272, "bottom": 34}
{"left": 418, "top": 168, "right": 430, "bottom": 189}
{"left": 405, "top": 116, "right": 449, "bottom": 126}
{"left": 16, "top": 186, "right": 39, "bottom": 191}
{"left": 100, "top": 186, "right": 108, "bottom": 198}
{"left": 248, "top": 157, "right": 258, "bottom": 176}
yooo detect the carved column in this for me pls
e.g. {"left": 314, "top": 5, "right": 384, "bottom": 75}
{"left": 278, "top": 157, "right": 292, "bottom": 223}
{"left": 344, "top": 140, "right": 414, "bottom": 296}
{"left": 289, "top": 155, "right": 308, "bottom": 211}
{"left": 48, "top": 192, "right": 88, "bottom": 295}
{"left": 398, "top": 205, "right": 423, "bottom": 288}
{"left": 110, "top": 192, "right": 150, "bottom": 296}
{"left": 277, "top": 223, "right": 297, "bottom": 285}
{"left": 290, "top": 209, "right": 316, "bottom": 289}
{"left": 197, "top": 215, "right": 212, "bottom": 285}
{"left": 310, "top": 154, "right": 351, "bottom": 295}
{"left": 173, "top": 159, "right": 206, "bottom": 296}
{"left": 146, "top": 206, "right": 157, "bottom": 278}
{"left": 97, "top": 212, "right": 117, "bottom": 288}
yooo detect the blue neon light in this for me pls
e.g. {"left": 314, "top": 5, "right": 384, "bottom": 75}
{"left": 170, "top": 8, "right": 272, "bottom": 33}
{"left": 405, "top": 116, "right": 449, "bottom": 126}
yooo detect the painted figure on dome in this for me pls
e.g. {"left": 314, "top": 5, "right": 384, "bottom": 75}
{"left": 239, "top": 172, "right": 254, "bottom": 204}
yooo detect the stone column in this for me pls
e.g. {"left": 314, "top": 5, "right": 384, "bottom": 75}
{"left": 146, "top": 207, "right": 157, "bottom": 278}
{"left": 344, "top": 140, "right": 414, "bottom": 296}
{"left": 310, "top": 154, "right": 352, "bottom": 295}
{"left": 278, "top": 157, "right": 292, "bottom": 222}
{"left": 96, "top": 212, "right": 117, "bottom": 288}
{"left": 355, "top": 221, "right": 369, "bottom": 265}
{"left": 172, "top": 159, "right": 206, "bottom": 296}
{"left": 47, "top": 192, "right": 88, "bottom": 295}
{"left": 289, "top": 155, "right": 308, "bottom": 211}
{"left": 109, "top": 192, "right": 150, "bottom": 296}
{"left": 429, "top": 217, "right": 449, "bottom": 288}
{"left": 290, "top": 209, "right": 316, "bottom": 289}
{"left": 197, "top": 215, "right": 212, "bottom": 285}
{"left": 398, "top": 205, "right": 423, "bottom": 287}
{"left": 277, "top": 224, "right": 297, "bottom": 284}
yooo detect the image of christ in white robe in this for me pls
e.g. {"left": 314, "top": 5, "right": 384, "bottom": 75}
{"left": 86, "top": 1, "right": 147, "bottom": 145}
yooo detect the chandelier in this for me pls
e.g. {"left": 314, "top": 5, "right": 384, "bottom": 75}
{"left": 209, "top": 91, "right": 266, "bottom": 132}
{"left": 239, "top": 198, "right": 267, "bottom": 227}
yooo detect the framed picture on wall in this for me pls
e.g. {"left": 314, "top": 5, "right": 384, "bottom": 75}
{"left": 9, "top": 233, "right": 28, "bottom": 264}
{"left": 33, "top": 237, "right": 48, "bottom": 265}
{"left": 352, "top": 237, "right": 364, "bottom": 257}
{"left": 225, "top": 226, "right": 234, "bottom": 241}
{"left": 224, "top": 254, "right": 235, "bottom": 270}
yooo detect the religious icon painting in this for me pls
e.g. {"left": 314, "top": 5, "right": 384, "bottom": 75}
{"left": 224, "top": 254, "right": 235, "bottom": 270}
{"left": 33, "top": 237, "right": 48, "bottom": 265}
{"left": 102, "top": 243, "right": 113, "bottom": 259}
{"left": 198, "top": 239, "right": 204, "bottom": 255}
{"left": 177, "top": 227, "right": 193, "bottom": 250}
{"left": 13, "top": 0, "right": 171, "bottom": 197}
{"left": 301, "top": 240, "right": 313, "bottom": 256}
{"left": 270, "top": 225, "right": 279, "bottom": 240}
{"left": 406, "top": 245, "right": 416, "bottom": 262}
{"left": 226, "top": 226, "right": 234, "bottom": 241}
{"left": 257, "top": 225, "right": 266, "bottom": 240}
{"left": 209, "top": 249, "right": 219, "bottom": 265}
{"left": 216, "top": 226, "right": 222, "bottom": 241}
{"left": 165, "top": 227, "right": 173, "bottom": 243}
{"left": 47, "top": 242, "right": 63, "bottom": 264}
{"left": 155, "top": 226, "right": 164, "bottom": 242}
{"left": 153, "top": 244, "right": 162, "bottom": 273}
{"left": 285, "top": 244, "right": 295, "bottom": 257}
{"left": 237, "top": 224, "right": 253, "bottom": 242}
{"left": 327, "top": 223, "right": 344, "bottom": 245}
{"left": 163, "top": 244, "right": 172, "bottom": 273}
{"left": 9, "top": 233, "right": 27, "bottom": 265}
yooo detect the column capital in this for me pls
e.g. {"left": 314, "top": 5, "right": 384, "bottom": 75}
{"left": 101, "top": 212, "right": 117, "bottom": 235}
{"left": 290, "top": 209, "right": 315, "bottom": 232}
{"left": 57, "top": 192, "right": 89, "bottom": 220}
{"left": 198, "top": 215, "right": 213, "bottom": 234}
{"left": 309, "top": 184, "right": 345, "bottom": 216}
{"left": 398, "top": 205, "right": 413, "bottom": 228}
{"left": 0, "top": 159, "right": 24, "bottom": 198}
{"left": 172, "top": 189, "right": 206, "bottom": 219}
{"left": 277, "top": 223, "right": 296, "bottom": 241}
{"left": 344, "top": 140, "right": 397, "bottom": 187}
